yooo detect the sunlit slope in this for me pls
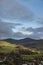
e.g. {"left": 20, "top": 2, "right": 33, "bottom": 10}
{"left": 0, "top": 41, "right": 17, "bottom": 53}
{"left": 4, "top": 38, "right": 43, "bottom": 50}
{"left": 0, "top": 41, "right": 17, "bottom": 47}
{"left": 0, "top": 41, "right": 42, "bottom": 54}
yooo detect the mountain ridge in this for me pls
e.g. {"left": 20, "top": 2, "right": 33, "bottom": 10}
{"left": 1, "top": 38, "right": 35, "bottom": 44}
{"left": 0, "top": 38, "right": 43, "bottom": 50}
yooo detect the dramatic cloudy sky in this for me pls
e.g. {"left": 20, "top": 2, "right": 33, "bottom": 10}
{"left": 0, "top": 0, "right": 43, "bottom": 39}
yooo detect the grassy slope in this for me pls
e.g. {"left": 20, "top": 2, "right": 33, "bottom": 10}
{"left": 0, "top": 41, "right": 43, "bottom": 60}
{"left": 0, "top": 41, "right": 42, "bottom": 53}
{"left": 0, "top": 41, "right": 17, "bottom": 53}
{"left": 0, "top": 41, "right": 29, "bottom": 53}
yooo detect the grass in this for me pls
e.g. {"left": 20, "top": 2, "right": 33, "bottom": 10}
{"left": 0, "top": 41, "right": 42, "bottom": 53}
{"left": 0, "top": 41, "right": 43, "bottom": 65}
{"left": 21, "top": 54, "right": 43, "bottom": 60}
{"left": 0, "top": 41, "right": 17, "bottom": 53}
{"left": 0, "top": 41, "right": 43, "bottom": 60}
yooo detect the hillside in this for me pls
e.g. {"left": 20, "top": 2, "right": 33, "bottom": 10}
{"left": 0, "top": 41, "right": 17, "bottom": 53}
{"left": 0, "top": 41, "right": 43, "bottom": 65}
{"left": 0, "top": 41, "right": 41, "bottom": 54}
{"left": 2, "top": 38, "right": 43, "bottom": 50}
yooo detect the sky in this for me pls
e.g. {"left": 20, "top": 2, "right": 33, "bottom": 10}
{"left": 0, "top": 0, "right": 43, "bottom": 39}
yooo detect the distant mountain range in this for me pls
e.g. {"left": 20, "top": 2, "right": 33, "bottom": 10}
{"left": 1, "top": 38, "right": 43, "bottom": 50}
{"left": 3, "top": 38, "right": 35, "bottom": 44}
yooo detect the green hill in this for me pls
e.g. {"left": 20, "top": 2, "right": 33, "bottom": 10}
{"left": 3, "top": 38, "right": 43, "bottom": 50}
{"left": 0, "top": 41, "right": 42, "bottom": 54}
{"left": 0, "top": 41, "right": 43, "bottom": 64}
{"left": 0, "top": 41, "right": 17, "bottom": 53}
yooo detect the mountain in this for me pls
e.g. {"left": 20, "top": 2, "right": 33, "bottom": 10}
{"left": 3, "top": 38, "right": 35, "bottom": 44}
{"left": 1, "top": 38, "right": 43, "bottom": 50}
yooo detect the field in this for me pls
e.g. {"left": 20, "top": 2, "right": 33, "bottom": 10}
{"left": 0, "top": 41, "right": 43, "bottom": 65}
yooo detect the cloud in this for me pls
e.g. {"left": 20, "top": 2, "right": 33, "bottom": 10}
{"left": 0, "top": 20, "right": 26, "bottom": 39}
{"left": 13, "top": 32, "right": 25, "bottom": 39}
{"left": 0, "top": 0, "right": 43, "bottom": 40}
{"left": 12, "top": 32, "right": 32, "bottom": 39}
{"left": 0, "top": 22, "right": 13, "bottom": 39}
{"left": 0, "top": 0, "right": 34, "bottom": 21}
{"left": 37, "top": 18, "right": 43, "bottom": 25}
{"left": 18, "top": 27, "right": 43, "bottom": 39}
{"left": 12, "top": 27, "right": 43, "bottom": 39}
{"left": 29, "top": 27, "right": 43, "bottom": 39}
{"left": 0, "top": 19, "right": 22, "bottom": 39}
{"left": 0, "top": 20, "right": 43, "bottom": 39}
